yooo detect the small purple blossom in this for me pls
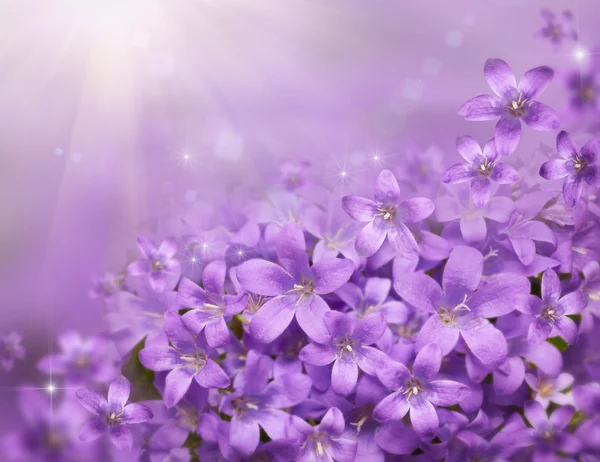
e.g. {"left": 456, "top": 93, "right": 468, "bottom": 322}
{"left": 524, "top": 268, "right": 588, "bottom": 345}
{"left": 525, "top": 370, "right": 575, "bottom": 409}
{"left": 37, "top": 331, "right": 119, "bottom": 385}
{"left": 178, "top": 260, "right": 247, "bottom": 348}
{"left": 220, "top": 350, "right": 311, "bottom": 457}
{"left": 75, "top": 376, "right": 153, "bottom": 451}
{"left": 535, "top": 9, "right": 578, "bottom": 50}
{"left": 139, "top": 311, "right": 230, "bottom": 407}
{"left": 459, "top": 58, "right": 560, "bottom": 155}
{"left": 236, "top": 223, "right": 354, "bottom": 344}
{"left": 342, "top": 169, "right": 434, "bottom": 257}
{"left": 299, "top": 311, "right": 387, "bottom": 396}
{"left": 540, "top": 131, "right": 600, "bottom": 207}
{"left": 524, "top": 401, "right": 581, "bottom": 458}
{"left": 442, "top": 136, "right": 519, "bottom": 206}
{"left": 128, "top": 236, "right": 181, "bottom": 293}
{"left": 0, "top": 331, "right": 25, "bottom": 371}
{"left": 373, "top": 344, "right": 470, "bottom": 438}
{"left": 287, "top": 407, "right": 357, "bottom": 462}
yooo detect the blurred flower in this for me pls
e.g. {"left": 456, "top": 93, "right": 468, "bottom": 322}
{"left": 76, "top": 376, "right": 153, "bottom": 451}
{"left": 535, "top": 9, "right": 578, "bottom": 50}
{"left": 38, "top": 331, "right": 119, "bottom": 386}
{"left": 0, "top": 331, "right": 25, "bottom": 371}
{"left": 128, "top": 236, "right": 181, "bottom": 293}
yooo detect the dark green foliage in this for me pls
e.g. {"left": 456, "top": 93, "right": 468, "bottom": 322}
{"left": 121, "top": 338, "right": 162, "bottom": 401}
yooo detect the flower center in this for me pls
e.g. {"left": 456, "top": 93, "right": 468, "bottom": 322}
{"left": 537, "top": 380, "right": 554, "bottom": 398}
{"left": 571, "top": 155, "right": 589, "bottom": 174}
{"left": 505, "top": 92, "right": 528, "bottom": 117}
{"left": 477, "top": 159, "right": 493, "bottom": 177}
{"left": 201, "top": 302, "right": 224, "bottom": 321}
{"left": 290, "top": 280, "right": 315, "bottom": 305}
{"left": 438, "top": 294, "right": 471, "bottom": 326}
{"left": 403, "top": 377, "right": 426, "bottom": 401}
{"left": 151, "top": 259, "right": 164, "bottom": 271}
{"left": 335, "top": 336, "right": 358, "bottom": 359}
{"left": 106, "top": 412, "right": 123, "bottom": 427}
{"left": 179, "top": 352, "right": 207, "bottom": 371}
{"left": 232, "top": 396, "right": 261, "bottom": 417}
{"left": 540, "top": 306, "right": 558, "bottom": 323}
{"left": 375, "top": 204, "right": 397, "bottom": 222}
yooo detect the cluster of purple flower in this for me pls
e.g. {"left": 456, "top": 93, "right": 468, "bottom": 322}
{"left": 3, "top": 9, "right": 600, "bottom": 462}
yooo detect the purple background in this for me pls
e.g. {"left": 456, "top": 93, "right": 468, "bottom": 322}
{"left": 0, "top": 0, "right": 597, "bottom": 431}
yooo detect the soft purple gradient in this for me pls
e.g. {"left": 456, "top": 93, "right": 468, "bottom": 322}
{"left": 1, "top": 0, "right": 598, "bottom": 433}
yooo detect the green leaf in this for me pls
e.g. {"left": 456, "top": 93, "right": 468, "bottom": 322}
{"left": 121, "top": 338, "right": 162, "bottom": 401}
{"left": 183, "top": 432, "right": 202, "bottom": 461}
{"left": 547, "top": 337, "right": 569, "bottom": 353}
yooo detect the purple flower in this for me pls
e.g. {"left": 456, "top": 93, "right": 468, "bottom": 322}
{"left": 178, "top": 260, "right": 247, "bottom": 348}
{"left": 535, "top": 8, "right": 578, "bottom": 50}
{"left": 540, "top": 131, "right": 600, "bottom": 207}
{"left": 236, "top": 223, "right": 354, "bottom": 344}
{"left": 128, "top": 236, "right": 181, "bottom": 293}
{"left": 525, "top": 371, "right": 574, "bottom": 408}
{"left": 395, "top": 245, "right": 530, "bottom": 367}
{"left": 89, "top": 271, "right": 126, "bottom": 302}
{"left": 524, "top": 268, "right": 588, "bottom": 345}
{"left": 436, "top": 185, "right": 514, "bottom": 244}
{"left": 458, "top": 58, "right": 560, "bottom": 155}
{"left": 75, "top": 376, "right": 153, "bottom": 451}
{"left": 524, "top": 401, "right": 581, "bottom": 458}
{"left": 1, "top": 389, "right": 89, "bottom": 462}
{"left": 280, "top": 160, "right": 310, "bottom": 191}
{"left": 299, "top": 311, "right": 387, "bottom": 396}
{"left": 442, "top": 136, "right": 519, "bottom": 206}
{"left": 0, "top": 331, "right": 25, "bottom": 371}
{"left": 373, "top": 344, "right": 470, "bottom": 438}
{"left": 496, "top": 207, "right": 557, "bottom": 266}
{"left": 566, "top": 69, "right": 600, "bottom": 114}
{"left": 220, "top": 350, "right": 311, "bottom": 457}
{"left": 342, "top": 169, "right": 434, "bottom": 257}
{"left": 287, "top": 407, "right": 357, "bottom": 462}
{"left": 105, "top": 290, "right": 176, "bottom": 357}
{"left": 139, "top": 311, "right": 230, "bottom": 407}
{"left": 303, "top": 207, "right": 363, "bottom": 267}
{"left": 335, "top": 277, "right": 409, "bottom": 323}
{"left": 347, "top": 376, "right": 420, "bottom": 459}
{"left": 37, "top": 331, "right": 119, "bottom": 385}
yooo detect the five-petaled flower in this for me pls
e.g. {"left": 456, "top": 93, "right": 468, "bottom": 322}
{"left": 524, "top": 268, "right": 588, "bottom": 345}
{"left": 75, "top": 376, "right": 153, "bottom": 451}
{"left": 373, "top": 344, "right": 470, "bottom": 438}
{"left": 540, "top": 130, "right": 600, "bottom": 208}
{"left": 442, "top": 135, "right": 520, "bottom": 206}
{"left": 128, "top": 236, "right": 181, "bottom": 293}
{"left": 459, "top": 58, "right": 560, "bottom": 155}
{"left": 236, "top": 222, "right": 354, "bottom": 344}
{"left": 342, "top": 169, "right": 434, "bottom": 257}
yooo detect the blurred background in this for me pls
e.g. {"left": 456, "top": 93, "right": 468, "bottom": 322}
{"left": 0, "top": 0, "right": 598, "bottom": 433}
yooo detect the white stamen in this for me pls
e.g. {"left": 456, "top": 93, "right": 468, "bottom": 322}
{"left": 316, "top": 441, "right": 324, "bottom": 456}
